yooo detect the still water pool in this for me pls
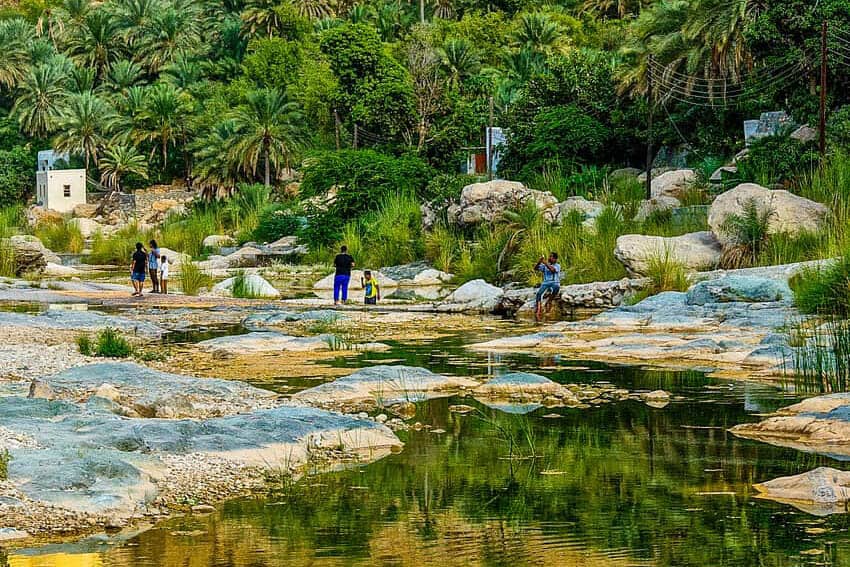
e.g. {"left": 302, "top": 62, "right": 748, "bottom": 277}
{"left": 8, "top": 328, "right": 850, "bottom": 567}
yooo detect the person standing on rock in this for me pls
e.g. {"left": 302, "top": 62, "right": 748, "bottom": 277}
{"left": 148, "top": 239, "right": 161, "bottom": 293}
{"left": 534, "top": 252, "right": 561, "bottom": 320}
{"left": 130, "top": 242, "right": 147, "bottom": 297}
{"left": 333, "top": 245, "right": 355, "bottom": 305}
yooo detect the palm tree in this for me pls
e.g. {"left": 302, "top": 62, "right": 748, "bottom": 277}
{"left": 229, "top": 88, "right": 307, "bottom": 187}
{"left": 192, "top": 119, "right": 241, "bottom": 194}
{"left": 293, "top": 0, "right": 334, "bottom": 20}
{"left": 0, "top": 19, "right": 35, "bottom": 89}
{"left": 138, "top": 3, "right": 201, "bottom": 72}
{"left": 13, "top": 62, "right": 68, "bottom": 138}
{"left": 65, "top": 10, "right": 124, "bottom": 80}
{"left": 53, "top": 92, "right": 116, "bottom": 171}
{"left": 67, "top": 65, "right": 96, "bottom": 94}
{"left": 107, "top": 59, "right": 145, "bottom": 92}
{"left": 100, "top": 145, "right": 148, "bottom": 191}
{"left": 162, "top": 52, "right": 202, "bottom": 89}
{"left": 114, "top": 0, "right": 161, "bottom": 46}
{"left": 580, "top": 0, "right": 641, "bottom": 19}
{"left": 133, "top": 82, "right": 191, "bottom": 169}
{"left": 241, "top": 0, "right": 284, "bottom": 37}
{"left": 439, "top": 38, "right": 480, "bottom": 88}
{"left": 514, "top": 12, "right": 563, "bottom": 53}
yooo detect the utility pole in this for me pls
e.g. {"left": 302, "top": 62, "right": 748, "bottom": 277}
{"left": 333, "top": 109, "right": 341, "bottom": 151}
{"left": 353, "top": 124, "right": 359, "bottom": 150}
{"left": 820, "top": 19, "right": 828, "bottom": 158}
{"left": 645, "top": 56, "right": 654, "bottom": 200}
{"left": 487, "top": 95, "right": 494, "bottom": 181}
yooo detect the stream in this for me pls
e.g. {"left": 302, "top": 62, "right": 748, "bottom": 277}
{"left": 7, "top": 317, "right": 850, "bottom": 567}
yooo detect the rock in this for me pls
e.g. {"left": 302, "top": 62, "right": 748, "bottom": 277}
{"left": 709, "top": 166, "right": 738, "bottom": 184}
{"left": 708, "top": 183, "right": 829, "bottom": 245}
{"left": 0, "top": 309, "right": 165, "bottom": 338}
{"left": 28, "top": 379, "right": 55, "bottom": 400}
{"left": 381, "top": 262, "right": 453, "bottom": 286}
{"left": 292, "top": 365, "right": 479, "bottom": 407}
{"left": 70, "top": 217, "right": 105, "bottom": 238}
{"left": 198, "top": 332, "right": 340, "bottom": 354}
{"left": 437, "top": 279, "right": 504, "bottom": 312}
{"left": 44, "top": 262, "right": 81, "bottom": 277}
{"left": 210, "top": 274, "right": 280, "bottom": 298}
{"left": 650, "top": 169, "right": 695, "bottom": 199}
{"left": 554, "top": 196, "right": 605, "bottom": 225}
{"left": 608, "top": 167, "right": 642, "bottom": 181}
{"left": 191, "top": 504, "right": 216, "bottom": 514}
{"left": 634, "top": 196, "right": 682, "bottom": 222}
{"left": 202, "top": 235, "right": 236, "bottom": 249}
{"left": 613, "top": 231, "right": 722, "bottom": 276}
{"left": 72, "top": 203, "right": 99, "bottom": 218}
{"left": 93, "top": 383, "right": 121, "bottom": 403}
{"left": 5, "top": 235, "right": 59, "bottom": 274}
{"left": 0, "top": 528, "right": 30, "bottom": 542}
{"left": 686, "top": 276, "right": 793, "bottom": 305}
{"left": 447, "top": 180, "right": 559, "bottom": 226}
{"left": 26, "top": 205, "right": 63, "bottom": 227}
{"left": 790, "top": 124, "right": 817, "bottom": 143}
{"left": 474, "top": 372, "right": 577, "bottom": 403}
{"left": 388, "top": 401, "right": 417, "bottom": 419}
{"left": 754, "top": 467, "right": 850, "bottom": 516}
{"left": 157, "top": 247, "right": 191, "bottom": 269}
{"left": 312, "top": 270, "right": 397, "bottom": 290}
{"left": 243, "top": 310, "right": 346, "bottom": 330}
{"left": 640, "top": 390, "right": 671, "bottom": 408}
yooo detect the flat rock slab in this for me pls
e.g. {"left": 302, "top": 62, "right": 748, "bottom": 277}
{"left": 293, "top": 365, "right": 479, "bottom": 407}
{"left": 197, "top": 331, "right": 388, "bottom": 355}
{"left": 754, "top": 467, "right": 850, "bottom": 516}
{"left": 730, "top": 394, "right": 850, "bottom": 458}
{"left": 0, "top": 310, "right": 165, "bottom": 338}
{"left": 0, "top": 397, "right": 400, "bottom": 520}
{"left": 40, "top": 362, "right": 280, "bottom": 418}
{"left": 475, "top": 372, "right": 576, "bottom": 399}
{"left": 243, "top": 310, "right": 347, "bottom": 330}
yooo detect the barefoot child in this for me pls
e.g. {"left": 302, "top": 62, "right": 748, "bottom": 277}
{"left": 361, "top": 270, "right": 380, "bottom": 305}
{"left": 159, "top": 255, "right": 169, "bottom": 294}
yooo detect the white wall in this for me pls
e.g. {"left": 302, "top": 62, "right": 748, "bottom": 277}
{"left": 36, "top": 169, "right": 86, "bottom": 213}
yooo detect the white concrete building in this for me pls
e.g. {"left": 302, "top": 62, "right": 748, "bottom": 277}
{"left": 35, "top": 150, "right": 87, "bottom": 213}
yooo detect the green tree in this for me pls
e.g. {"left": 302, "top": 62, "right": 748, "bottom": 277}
{"left": 65, "top": 9, "right": 124, "bottom": 80}
{"left": 13, "top": 62, "right": 68, "bottom": 138}
{"left": 138, "top": 3, "right": 202, "bottom": 72}
{"left": 107, "top": 59, "right": 145, "bottom": 92}
{"left": 133, "top": 83, "right": 192, "bottom": 169}
{"left": 0, "top": 19, "right": 34, "bottom": 89}
{"left": 0, "top": 146, "right": 35, "bottom": 207}
{"left": 514, "top": 12, "right": 564, "bottom": 53}
{"left": 229, "top": 88, "right": 308, "bottom": 187}
{"left": 439, "top": 38, "right": 480, "bottom": 89}
{"left": 99, "top": 144, "right": 148, "bottom": 190}
{"left": 53, "top": 92, "right": 116, "bottom": 170}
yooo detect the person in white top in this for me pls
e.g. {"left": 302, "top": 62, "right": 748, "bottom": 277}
{"left": 159, "top": 255, "right": 170, "bottom": 294}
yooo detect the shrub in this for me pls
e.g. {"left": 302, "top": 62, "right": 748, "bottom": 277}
{"left": 0, "top": 240, "right": 16, "bottom": 277}
{"left": 791, "top": 254, "right": 850, "bottom": 316}
{"left": 424, "top": 224, "right": 461, "bottom": 273}
{"left": 0, "top": 205, "right": 23, "bottom": 238}
{"left": 718, "top": 198, "right": 774, "bottom": 269}
{"left": 160, "top": 209, "right": 220, "bottom": 259}
{"left": 422, "top": 173, "right": 474, "bottom": 206}
{"left": 79, "top": 327, "right": 132, "bottom": 358}
{"left": 0, "top": 146, "right": 35, "bottom": 207}
{"left": 179, "top": 262, "right": 212, "bottom": 296}
{"left": 253, "top": 206, "right": 301, "bottom": 243}
{"left": 737, "top": 132, "right": 818, "bottom": 187}
{"left": 644, "top": 249, "right": 689, "bottom": 294}
{"left": 34, "top": 219, "right": 84, "bottom": 253}
{"left": 76, "top": 334, "right": 93, "bottom": 356}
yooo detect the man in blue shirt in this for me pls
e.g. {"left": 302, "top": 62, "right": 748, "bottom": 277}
{"left": 534, "top": 252, "right": 561, "bottom": 320}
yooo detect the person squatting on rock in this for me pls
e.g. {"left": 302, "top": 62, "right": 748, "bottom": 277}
{"left": 534, "top": 251, "right": 561, "bottom": 320}
{"left": 333, "top": 245, "right": 355, "bottom": 305}
{"left": 148, "top": 239, "right": 161, "bottom": 293}
{"left": 361, "top": 270, "right": 381, "bottom": 305}
{"left": 130, "top": 242, "right": 147, "bottom": 297}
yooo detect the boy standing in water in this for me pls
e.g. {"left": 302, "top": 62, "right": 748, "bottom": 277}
{"left": 333, "top": 245, "right": 355, "bottom": 305}
{"left": 361, "top": 270, "right": 381, "bottom": 305}
{"left": 534, "top": 251, "right": 561, "bottom": 320}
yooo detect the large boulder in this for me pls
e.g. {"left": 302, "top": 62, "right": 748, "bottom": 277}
{"left": 6, "top": 235, "right": 61, "bottom": 275}
{"left": 554, "top": 196, "right": 604, "bottom": 225}
{"left": 474, "top": 372, "right": 577, "bottom": 402}
{"left": 313, "top": 270, "right": 397, "bottom": 290}
{"left": 438, "top": 279, "right": 504, "bottom": 312}
{"left": 754, "top": 467, "right": 850, "bottom": 516}
{"left": 69, "top": 217, "right": 105, "bottom": 238}
{"left": 202, "top": 235, "right": 236, "bottom": 249}
{"left": 708, "top": 183, "right": 829, "bottom": 245}
{"left": 650, "top": 169, "right": 695, "bottom": 199}
{"left": 72, "top": 203, "right": 99, "bottom": 219}
{"left": 686, "top": 275, "right": 793, "bottom": 305}
{"left": 380, "top": 261, "right": 453, "bottom": 286}
{"left": 210, "top": 274, "right": 280, "bottom": 298}
{"left": 157, "top": 247, "right": 191, "bottom": 270}
{"left": 634, "top": 196, "right": 682, "bottom": 222}
{"left": 447, "top": 180, "right": 558, "bottom": 226}
{"left": 26, "top": 206, "right": 64, "bottom": 227}
{"left": 613, "top": 231, "right": 722, "bottom": 276}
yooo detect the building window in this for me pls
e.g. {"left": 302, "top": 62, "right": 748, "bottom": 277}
{"left": 63, "top": 185, "right": 71, "bottom": 197}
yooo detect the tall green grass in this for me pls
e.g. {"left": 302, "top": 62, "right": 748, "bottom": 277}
{"left": 87, "top": 223, "right": 154, "bottom": 265}
{"left": 34, "top": 219, "right": 85, "bottom": 253}
{"left": 791, "top": 253, "right": 850, "bottom": 316}
{"left": 0, "top": 206, "right": 23, "bottom": 239}
{"left": 787, "top": 317, "right": 850, "bottom": 394}
{"left": 178, "top": 261, "right": 212, "bottom": 296}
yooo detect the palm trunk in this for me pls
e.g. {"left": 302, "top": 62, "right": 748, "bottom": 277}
{"left": 263, "top": 147, "right": 270, "bottom": 187}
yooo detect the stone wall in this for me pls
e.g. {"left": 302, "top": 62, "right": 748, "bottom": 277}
{"left": 133, "top": 185, "right": 198, "bottom": 217}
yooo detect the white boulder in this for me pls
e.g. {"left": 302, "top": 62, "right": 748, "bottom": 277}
{"left": 447, "top": 180, "right": 559, "bottom": 226}
{"left": 650, "top": 169, "right": 695, "bottom": 199}
{"left": 438, "top": 279, "right": 504, "bottom": 311}
{"left": 614, "top": 231, "right": 722, "bottom": 276}
{"left": 210, "top": 274, "right": 280, "bottom": 298}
